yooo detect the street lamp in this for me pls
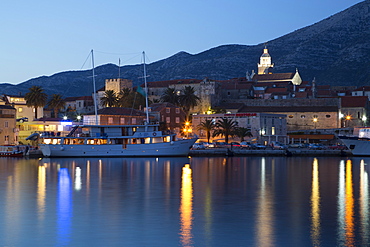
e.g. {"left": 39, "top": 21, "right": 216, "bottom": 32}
{"left": 313, "top": 117, "right": 318, "bottom": 132}
{"left": 183, "top": 121, "right": 192, "bottom": 138}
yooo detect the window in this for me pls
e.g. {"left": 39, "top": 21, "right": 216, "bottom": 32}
{"left": 272, "top": 127, "right": 275, "bottom": 135}
{"left": 326, "top": 115, "right": 331, "bottom": 118}
{"left": 18, "top": 107, "right": 23, "bottom": 113}
{"left": 108, "top": 117, "right": 113, "bottom": 124}
{"left": 301, "top": 115, "right": 306, "bottom": 118}
{"left": 4, "top": 121, "right": 8, "bottom": 128}
{"left": 288, "top": 115, "right": 294, "bottom": 118}
{"left": 166, "top": 108, "right": 170, "bottom": 113}
{"left": 176, "top": 117, "right": 180, "bottom": 123}
{"left": 176, "top": 108, "right": 180, "bottom": 114}
{"left": 120, "top": 118, "right": 125, "bottom": 124}
{"left": 313, "top": 115, "right": 318, "bottom": 118}
{"left": 166, "top": 117, "right": 170, "bottom": 123}
{"left": 132, "top": 118, "right": 137, "bottom": 124}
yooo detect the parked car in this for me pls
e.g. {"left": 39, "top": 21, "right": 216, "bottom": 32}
{"left": 328, "top": 144, "right": 348, "bottom": 150}
{"left": 230, "top": 142, "right": 240, "bottom": 147}
{"left": 288, "top": 143, "right": 305, "bottom": 148}
{"left": 252, "top": 143, "right": 267, "bottom": 149}
{"left": 270, "top": 141, "right": 286, "bottom": 150}
{"left": 214, "top": 141, "right": 227, "bottom": 148}
{"left": 240, "top": 141, "right": 253, "bottom": 149}
{"left": 308, "top": 143, "right": 327, "bottom": 150}
{"left": 192, "top": 143, "right": 206, "bottom": 149}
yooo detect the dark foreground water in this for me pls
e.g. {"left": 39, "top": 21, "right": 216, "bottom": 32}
{"left": 0, "top": 156, "right": 369, "bottom": 247}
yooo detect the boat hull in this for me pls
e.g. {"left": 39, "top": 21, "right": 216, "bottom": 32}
{"left": 39, "top": 138, "right": 197, "bottom": 157}
{"left": 339, "top": 137, "right": 370, "bottom": 156}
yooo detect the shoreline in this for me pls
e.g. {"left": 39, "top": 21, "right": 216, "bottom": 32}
{"left": 189, "top": 148, "right": 352, "bottom": 157}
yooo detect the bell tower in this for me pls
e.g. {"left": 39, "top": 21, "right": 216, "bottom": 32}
{"left": 257, "top": 46, "right": 274, "bottom": 74}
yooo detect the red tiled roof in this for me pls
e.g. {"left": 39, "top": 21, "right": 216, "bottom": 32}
{"left": 253, "top": 73, "right": 295, "bottom": 81}
{"left": 353, "top": 86, "right": 370, "bottom": 91}
{"left": 341, "top": 96, "right": 368, "bottom": 107}
{"left": 147, "top": 79, "right": 202, "bottom": 88}
{"left": 150, "top": 102, "right": 178, "bottom": 111}
{"left": 265, "top": 87, "right": 288, "bottom": 93}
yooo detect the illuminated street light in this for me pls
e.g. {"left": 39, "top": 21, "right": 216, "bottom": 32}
{"left": 313, "top": 117, "right": 318, "bottom": 132}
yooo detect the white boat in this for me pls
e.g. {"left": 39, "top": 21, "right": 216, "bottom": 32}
{"left": 339, "top": 127, "right": 370, "bottom": 156}
{"left": 31, "top": 51, "right": 198, "bottom": 157}
{"left": 34, "top": 124, "right": 197, "bottom": 157}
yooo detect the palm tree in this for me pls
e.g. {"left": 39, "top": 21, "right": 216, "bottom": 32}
{"left": 179, "top": 86, "right": 200, "bottom": 117}
{"left": 197, "top": 119, "right": 215, "bottom": 143}
{"left": 160, "top": 87, "right": 179, "bottom": 106}
{"left": 47, "top": 94, "right": 65, "bottom": 118}
{"left": 24, "top": 85, "right": 48, "bottom": 119}
{"left": 117, "top": 88, "right": 131, "bottom": 107}
{"left": 212, "top": 118, "right": 238, "bottom": 143}
{"left": 234, "top": 127, "right": 253, "bottom": 142}
{"left": 101, "top": 90, "right": 118, "bottom": 107}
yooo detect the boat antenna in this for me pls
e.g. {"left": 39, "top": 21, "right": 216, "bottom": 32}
{"left": 91, "top": 49, "right": 98, "bottom": 125}
{"left": 143, "top": 51, "right": 149, "bottom": 124}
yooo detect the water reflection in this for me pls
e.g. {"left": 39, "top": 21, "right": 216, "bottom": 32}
{"left": 310, "top": 158, "right": 321, "bottom": 246}
{"left": 179, "top": 164, "right": 193, "bottom": 247}
{"left": 37, "top": 165, "right": 46, "bottom": 220}
{"left": 256, "top": 157, "right": 274, "bottom": 247}
{"left": 57, "top": 168, "right": 72, "bottom": 246}
{"left": 360, "top": 159, "right": 369, "bottom": 245}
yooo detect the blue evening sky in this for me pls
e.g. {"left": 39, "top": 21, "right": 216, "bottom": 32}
{"left": 0, "top": 0, "right": 363, "bottom": 84}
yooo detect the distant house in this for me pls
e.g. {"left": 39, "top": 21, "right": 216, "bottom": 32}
{"left": 64, "top": 96, "right": 94, "bottom": 114}
{"left": 0, "top": 105, "right": 17, "bottom": 145}
{"left": 148, "top": 102, "right": 186, "bottom": 134}
{"left": 340, "top": 96, "right": 369, "bottom": 127}
{"left": 352, "top": 86, "right": 370, "bottom": 100}
{"left": 83, "top": 107, "right": 148, "bottom": 125}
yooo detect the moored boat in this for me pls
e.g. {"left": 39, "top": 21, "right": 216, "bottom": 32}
{"left": 339, "top": 127, "right": 370, "bottom": 156}
{"left": 0, "top": 145, "right": 26, "bottom": 157}
{"left": 32, "top": 124, "right": 197, "bottom": 157}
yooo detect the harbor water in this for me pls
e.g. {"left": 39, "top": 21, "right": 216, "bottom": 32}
{"left": 0, "top": 156, "right": 369, "bottom": 246}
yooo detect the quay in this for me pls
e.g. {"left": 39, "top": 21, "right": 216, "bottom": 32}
{"left": 189, "top": 148, "right": 352, "bottom": 157}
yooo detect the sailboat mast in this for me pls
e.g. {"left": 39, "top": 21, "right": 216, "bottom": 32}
{"left": 143, "top": 51, "right": 149, "bottom": 124}
{"left": 91, "top": 49, "right": 98, "bottom": 125}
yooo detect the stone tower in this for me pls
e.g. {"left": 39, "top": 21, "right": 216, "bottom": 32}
{"left": 257, "top": 46, "right": 274, "bottom": 75}
{"left": 105, "top": 78, "right": 133, "bottom": 93}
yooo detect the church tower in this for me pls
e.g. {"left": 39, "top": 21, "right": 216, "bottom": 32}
{"left": 257, "top": 46, "right": 274, "bottom": 74}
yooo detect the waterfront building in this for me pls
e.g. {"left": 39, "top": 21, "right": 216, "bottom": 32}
{"left": 64, "top": 96, "right": 94, "bottom": 115}
{"left": 0, "top": 105, "right": 17, "bottom": 145}
{"left": 192, "top": 112, "right": 287, "bottom": 144}
{"left": 83, "top": 107, "right": 148, "bottom": 125}
{"left": 147, "top": 102, "right": 186, "bottom": 135}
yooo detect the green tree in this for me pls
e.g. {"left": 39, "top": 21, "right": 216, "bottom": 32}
{"left": 47, "top": 94, "right": 66, "bottom": 118}
{"left": 117, "top": 88, "right": 131, "bottom": 107}
{"left": 101, "top": 90, "right": 118, "bottom": 107}
{"left": 24, "top": 85, "right": 48, "bottom": 119}
{"left": 234, "top": 127, "right": 253, "bottom": 142}
{"left": 179, "top": 86, "right": 200, "bottom": 117}
{"left": 212, "top": 118, "right": 238, "bottom": 144}
{"left": 160, "top": 87, "right": 179, "bottom": 106}
{"left": 197, "top": 119, "right": 215, "bottom": 143}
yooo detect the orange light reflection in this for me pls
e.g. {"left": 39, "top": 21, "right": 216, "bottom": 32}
{"left": 179, "top": 164, "right": 193, "bottom": 246}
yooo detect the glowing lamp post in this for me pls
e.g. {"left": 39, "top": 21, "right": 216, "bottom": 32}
{"left": 313, "top": 117, "right": 318, "bottom": 132}
{"left": 183, "top": 121, "right": 192, "bottom": 138}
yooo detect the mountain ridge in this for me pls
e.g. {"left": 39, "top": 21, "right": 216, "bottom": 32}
{"left": 1, "top": 0, "right": 369, "bottom": 97}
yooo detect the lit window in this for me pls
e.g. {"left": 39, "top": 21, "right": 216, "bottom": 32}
{"left": 176, "top": 117, "right": 180, "bottom": 123}
{"left": 120, "top": 118, "right": 125, "bottom": 124}
{"left": 272, "top": 127, "right": 275, "bottom": 135}
{"left": 301, "top": 115, "right": 306, "bottom": 118}
{"left": 166, "top": 117, "right": 170, "bottom": 123}
{"left": 108, "top": 117, "right": 113, "bottom": 124}
{"left": 18, "top": 107, "right": 23, "bottom": 113}
{"left": 288, "top": 115, "right": 294, "bottom": 118}
{"left": 132, "top": 118, "right": 136, "bottom": 124}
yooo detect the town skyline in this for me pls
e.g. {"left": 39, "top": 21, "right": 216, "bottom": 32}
{"left": 1, "top": 0, "right": 363, "bottom": 85}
